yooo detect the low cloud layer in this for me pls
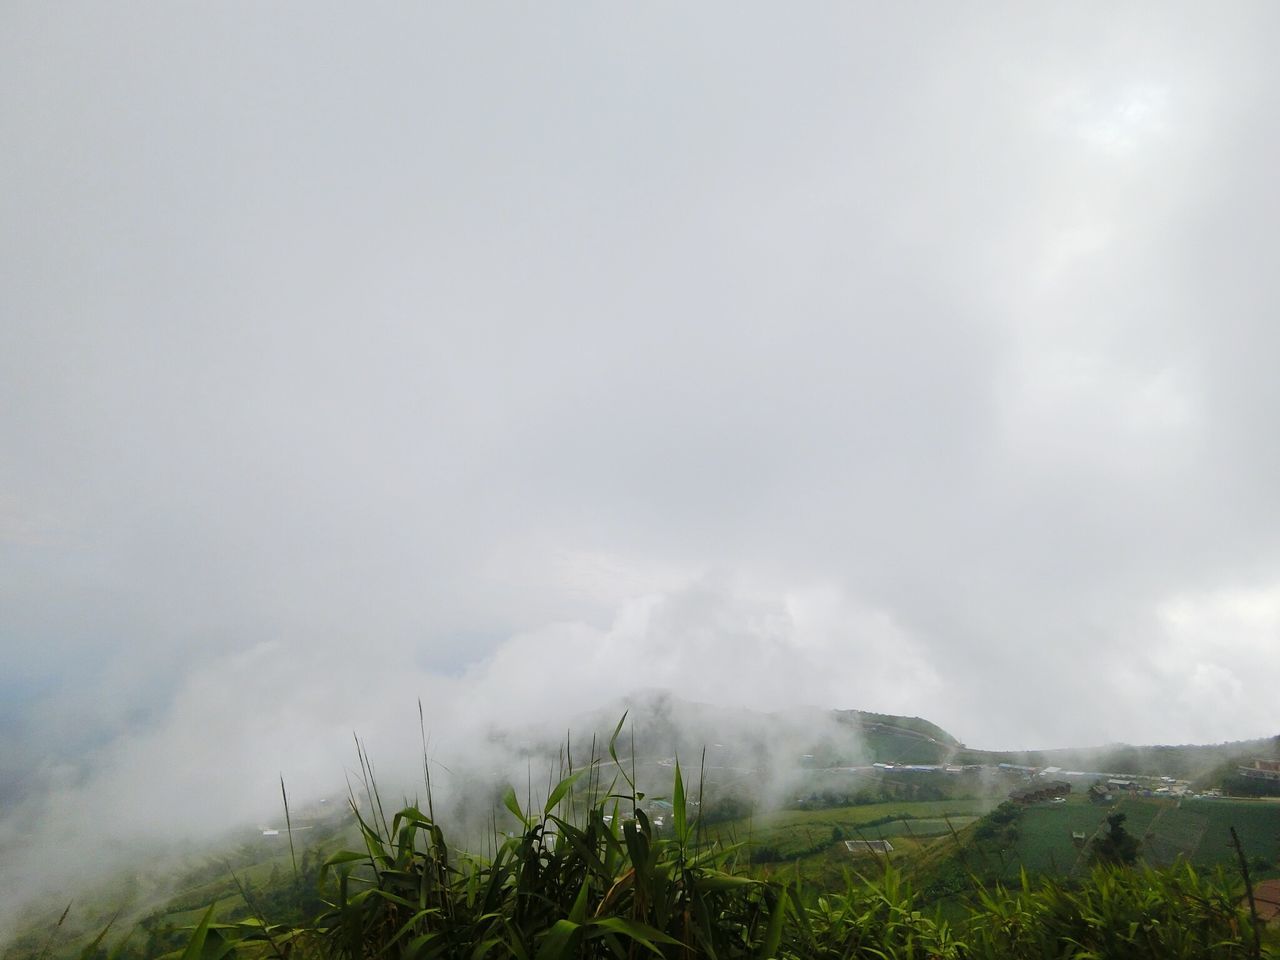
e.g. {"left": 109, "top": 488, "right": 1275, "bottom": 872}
{"left": 4, "top": 0, "right": 1280, "bottom": 928}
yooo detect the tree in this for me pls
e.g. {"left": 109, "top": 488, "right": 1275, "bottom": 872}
{"left": 1089, "top": 812, "right": 1140, "bottom": 866}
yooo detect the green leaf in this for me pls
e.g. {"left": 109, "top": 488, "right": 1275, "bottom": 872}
{"left": 693, "top": 872, "right": 759, "bottom": 892}
{"left": 756, "top": 890, "right": 787, "bottom": 960}
{"left": 623, "top": 818, "right": 650, "bottom": 882}
{"left": 501, "top": 786, "right": 525, "bottom": 824}
{"left": 75, "top": 917, "right": 116, "bottom": 960}
{"left": 607, "top": 712, "right": 628, "bottom": 767}
{"left": 673, "top": 758, "right": 687, "bottom": 842}
{"left": 544, "top": 769, "right": 588, "bottom": 816}
{"left": 502, "top": 920, "right": 532, "bottom": 960}
{"left": 534, "top": 919, "right": 580, "bottom": 960}
{"left": 568, "top": 878, "right": 591, "bottom": 925}
{"left": 404, "top": 931, "right": 445, "bottom": 959}
{"left": 103, "top": 926, "right": 137, "bottom": 960}
{"left": 585, "top": 917, "right": 682, "bottom": 956}
{"left": 322, "top": 849, "right": 370, "bottom": 867}
{"left": 177, "top": 906, "right": 214, "bottom": 960}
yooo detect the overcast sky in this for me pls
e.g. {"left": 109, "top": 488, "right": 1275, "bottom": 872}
{"left": 4, "top": 2, "right": 1280, "bottom": 900}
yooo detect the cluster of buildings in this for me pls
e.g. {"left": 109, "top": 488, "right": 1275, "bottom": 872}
{"left": 1010, "top": 780, "right": 1071, "bottom": 804}
{"left": 1024, "top": 766, "right": 1194, "bottom": 798}
{"left": 868, "top": 762, "right": 984, "bottom": 774}
{"left": 992, "top": 765, "right": 1201, "bottom": 804}
{"left": 1237, "top": 758, "right": 1280, "bottom": 782}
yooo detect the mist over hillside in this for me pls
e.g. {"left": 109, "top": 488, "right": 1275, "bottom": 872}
{"left": 5, "top": 688, "right": 1277, "bottom": 956}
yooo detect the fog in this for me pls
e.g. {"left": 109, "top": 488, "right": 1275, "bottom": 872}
{"left": 4, "top": 0, "right": 1280, "bottom": 931}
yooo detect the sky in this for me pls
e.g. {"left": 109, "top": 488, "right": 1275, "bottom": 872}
{"left": 3, "top": 0, "right": 1280, "bottom": 915}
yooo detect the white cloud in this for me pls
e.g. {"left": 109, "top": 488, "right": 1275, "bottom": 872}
{"left": 1045, "top": 82, "right": 1171, "bottom": 157}
{"left": 1145, "top": 585, "right": 1280, "bottom": 741}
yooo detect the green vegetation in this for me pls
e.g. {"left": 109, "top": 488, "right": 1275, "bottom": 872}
{"left": 833, "top": 710, "right": 961, "bottom": 765}
{"left": 702, "top": 800, "right": 988, "bottom": 872}
{"left": 12, "top": 726, "right": 1280, "bottom": 960}
{"left": 1224, "top": 774, "right": 1280, "bottom": 798}
{"left": 8, "top": 714, "right": 1280, "bottom": 960}
{"left": 789, "top": 767, "right": 1001, "bottom": 808}
{"left": 21, "top": 785, "right": 1271, "bottom": 959}
{"left": 1089, "top": 812, "right": 1141, "bottom": 866}
{"left": 950, "top": 734, "right": 1280, "bottom": 786}
{"left": 913, "top": 792, "right": 1280, "bottom": 901}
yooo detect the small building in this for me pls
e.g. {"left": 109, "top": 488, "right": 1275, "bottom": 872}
{"left": 845, "top": 839, "right": 894, "bottom": 855}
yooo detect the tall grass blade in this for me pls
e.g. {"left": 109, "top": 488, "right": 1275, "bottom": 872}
{"left": 72, "top": 912, "right": 116, "bottom": 960}
{"left": 34, "top": 901, "right": 72, "bottom": 960}
{"left": 280, "top": 774, "right": 298, "bottom": 887}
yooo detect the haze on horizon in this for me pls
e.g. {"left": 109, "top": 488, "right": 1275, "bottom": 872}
{"left": 3, "top": 0, "right": 1280, "bottom": 918}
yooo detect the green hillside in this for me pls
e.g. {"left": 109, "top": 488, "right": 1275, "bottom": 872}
{"left": 7, "top": 705, "right": 1280, "bottom": 959}
{"left": 17, "top": 774, "right": 1278, "bottom": 960}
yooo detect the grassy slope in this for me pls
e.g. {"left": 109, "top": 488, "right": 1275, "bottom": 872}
{"left": 3, "top": 820, "right": 353, "bottom": 960}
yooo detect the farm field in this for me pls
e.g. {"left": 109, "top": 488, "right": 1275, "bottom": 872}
{"left": 873, "top": 816, "right": 979, "bottom": 838}
{"left": 710, "top": 799, "right": 996, "bottom": 858}
{"left": 1176, "top": 797, "right": 1280, "bottom": 868}
{"left": 703, "top": 799, "right": 997, "bottom": 893}
{"left": 999, "top": 799, "right": 1112, "bottom": 877}
{"left": 989, "top": 795, "right": 1280, "bottom": 880}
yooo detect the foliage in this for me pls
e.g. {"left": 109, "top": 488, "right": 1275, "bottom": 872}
{"left": 972, "top": 801, "right": 1022, "bottom": 846}
{"left": 14, "top": 722, "right": 1278, "bottom": 960}
{"left": 152, "top": 821, "right": 1275, "bottom": 960}
{"left": 1224, "top": 774, "right": 1280, "bottom": 798}
{"left": 1089, "top": 811, "right": 1142, "bottom": 866}
{"left": 962, "top": 863, "right": 1262, "bottom": 960}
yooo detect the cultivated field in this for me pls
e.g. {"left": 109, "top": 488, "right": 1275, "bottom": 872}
{"left": 987, "top": 795, "right": 1280, "bottom": 880}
